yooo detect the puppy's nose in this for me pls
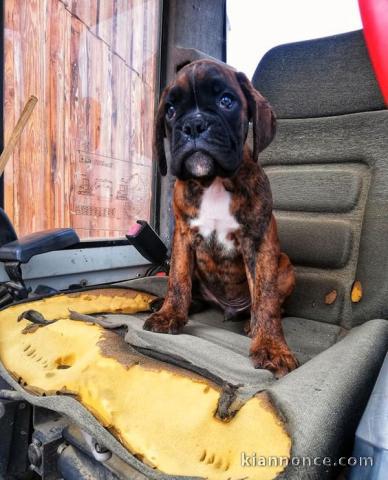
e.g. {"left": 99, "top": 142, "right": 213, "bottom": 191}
{"left": 182, "top": 114, "right": 208, "bottom": 138}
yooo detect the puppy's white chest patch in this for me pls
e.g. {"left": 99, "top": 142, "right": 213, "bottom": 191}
{"left": 190, "top": 178, "right": 239, "bottom": 250}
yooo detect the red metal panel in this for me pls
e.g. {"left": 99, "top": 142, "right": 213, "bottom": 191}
{"left": 359, "top": 0, "right": 388, "bottom": 105}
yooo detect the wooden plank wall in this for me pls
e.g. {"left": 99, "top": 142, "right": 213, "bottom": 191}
{"left": 4, "top": 0, "right": 160, "bottom": 238}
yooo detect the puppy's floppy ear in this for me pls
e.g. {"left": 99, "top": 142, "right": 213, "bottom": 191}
{"left": 153, "top": 88, "right": 169, "bottom": 176}
{"left": 236, "top": 72, "right": 276, "bottom": 161}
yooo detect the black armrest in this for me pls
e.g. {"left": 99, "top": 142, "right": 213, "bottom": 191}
{"left": 0, "top": 228, "right": 80, "bottom": 263}
{"left": 0, "top": 208, "right": 17, "bottom": 247}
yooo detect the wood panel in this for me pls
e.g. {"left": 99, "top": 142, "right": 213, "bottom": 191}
{"left": 4, "top": 0, "right": 160, "bottom": 239}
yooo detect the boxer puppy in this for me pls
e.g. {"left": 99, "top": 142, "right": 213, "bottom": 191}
{"left": 143, "top": 59, "right": 298, "bottom": 377}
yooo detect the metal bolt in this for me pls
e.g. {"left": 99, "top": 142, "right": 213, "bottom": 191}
{"left": 57, "top": 443, "right": 68, "bottom": 455}
{"left": 28, "top": 442, "right": 42, "bottom": 468}
{"left": 94, "top": 442, "right": 109, "bottom": 454}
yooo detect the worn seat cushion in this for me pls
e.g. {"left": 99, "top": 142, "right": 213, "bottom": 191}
{"left": 0, "top": 277, "right": 386, "bottom": 480}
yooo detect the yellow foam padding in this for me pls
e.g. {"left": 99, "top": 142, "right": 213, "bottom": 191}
{"left": 0, "top": 288, "right": 291, "bottom": 479}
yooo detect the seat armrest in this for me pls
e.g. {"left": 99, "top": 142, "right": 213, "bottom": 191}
{"left": 0, "top": 228, "right": 80, "bottom": 263}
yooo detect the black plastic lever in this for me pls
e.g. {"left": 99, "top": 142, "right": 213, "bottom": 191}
{"left": 126, "top": 220, "right": 168, "bottom": 266}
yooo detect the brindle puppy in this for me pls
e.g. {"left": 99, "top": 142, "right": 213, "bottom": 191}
{"left": 143, "top": 60, "right": 298, "bottom": 377}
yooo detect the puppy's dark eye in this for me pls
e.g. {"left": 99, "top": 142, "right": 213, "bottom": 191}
{"left": 219, "top": 94, "right": 235, "bottom": 110}
{"left": 166, "top": 104, "right": 176, "bottom": 120}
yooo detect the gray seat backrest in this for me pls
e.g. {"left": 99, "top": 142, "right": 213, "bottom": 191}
{"left": 253, "top": 30, "right": 388, "bottom": 329}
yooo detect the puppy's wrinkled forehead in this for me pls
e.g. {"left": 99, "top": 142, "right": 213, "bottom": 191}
{"left": 168, "top": 61, "right": 245, "bottom": 108}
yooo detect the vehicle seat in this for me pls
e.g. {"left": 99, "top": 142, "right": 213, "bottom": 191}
{"left": 119, "top": 31, "right": 388, "bottom": 477}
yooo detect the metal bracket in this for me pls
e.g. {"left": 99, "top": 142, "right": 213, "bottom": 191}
{"left": 2, "top": 261, "right": 30, "bottom": 302}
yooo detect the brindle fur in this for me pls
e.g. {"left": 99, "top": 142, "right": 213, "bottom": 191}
{"left": 143, "top": 60, "right": 298, "bottom": 377}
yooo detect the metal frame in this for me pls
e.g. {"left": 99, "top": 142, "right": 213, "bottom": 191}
{"left": 0, "top": 245, "right": 150, "bottom": 291}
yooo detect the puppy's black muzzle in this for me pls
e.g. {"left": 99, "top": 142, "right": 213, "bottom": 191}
{"left": 170, "top": 112, "right": 241, "bottom": 180}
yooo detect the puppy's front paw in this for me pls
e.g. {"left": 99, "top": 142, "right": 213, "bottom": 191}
{"left": 143, "top": 312, "right": 186, "bottom": 334}
{"left": 250, "top": 339, "right": 299, "bottom": 378}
